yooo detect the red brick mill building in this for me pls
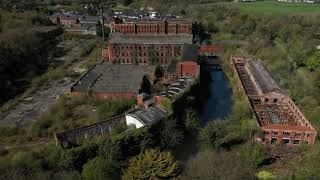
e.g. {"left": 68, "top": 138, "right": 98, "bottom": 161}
{"left": 231, "top": 57, "right": 317, "bottom": 146}
{"left": 107, "top": 18, "right": 195, "bottom": 66}
{"left": 109, "top": 19, "right": 193, "bottom": 35}
{"left": 107, "top": 33, "right": 193, "bottom": 66}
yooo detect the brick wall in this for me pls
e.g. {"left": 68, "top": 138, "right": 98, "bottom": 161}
{"left": 177, "top": 61, "right": 198, "bottom": 77}
{"left": 111, "top": 20, "right": 193, "bottom": 35}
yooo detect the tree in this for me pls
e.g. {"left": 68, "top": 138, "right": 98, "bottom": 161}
{"left": 133, "top": 48, "right": 139, "bottom": 65}
{"left": 122, "top": 149, "right": 180, "bottom": 179}
{"left": 257, "top": 170, "right": 275, "bottom": 180}
{"left": 307, "top": 51, "right": 320, "bottom": 71}
{"left": 120, "top": 0, "right": 133, "bottom": 6}
{"left": 185, "top": 110, "right": 200, "bottom": 132}
{"left": 160, "top": 118, "right": 184, "bottom": 149}
{"left": 148, "top": 49, "right": 159, "bottom": 66}
{"left": 82, "top": 156, "right": 120, "bottom": 180}
{"left": 155, "top": 64, "right": 163, "bottom": 78}
{"left": 200, "top": 121, "right": 228, "bottom": 149}
{"left": 139, "top": 75, "right": 152, "bottom": 95}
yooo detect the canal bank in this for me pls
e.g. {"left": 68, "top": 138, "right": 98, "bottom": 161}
{"left": 173, "top": 59, "right": 233, "bottom": 161}
{"left": 200, "top": 66, "right": 232, "bottom": 124}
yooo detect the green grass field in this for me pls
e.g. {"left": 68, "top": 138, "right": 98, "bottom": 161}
{"left": 233, "top": 1, "right": 320, "bottom": 17}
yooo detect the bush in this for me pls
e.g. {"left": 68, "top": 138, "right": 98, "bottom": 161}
{"left": 122, "top": 149, "right": 180, "bottom": 179}
{"left": 59, "top": 143, "right": 99, "bottom": 171}
{"left": 82, "top": 156, "right": 120, "bottom": 180}
{"left": 257, "top": 170, "right": 275, "bottom": 180}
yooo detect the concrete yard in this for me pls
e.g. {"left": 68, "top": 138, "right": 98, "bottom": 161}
{"left": 0, "top": 39, "right": 94, "bottom": 127}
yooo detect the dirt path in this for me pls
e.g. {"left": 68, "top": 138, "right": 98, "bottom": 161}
{"left": 0, "top": 39, "right": 93, "bottom": 127}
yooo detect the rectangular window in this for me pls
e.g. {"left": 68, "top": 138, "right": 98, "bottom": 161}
{"left": 281, "top": 139, "right": 289, "bottom": 145}
{"left": 273, "top": 131, "right": 278, "bottom": 136}
{"left": 293, "top": 140, "right": 300, "bottom": 144}
{"left": 283, "top": 131, "right": 290, "bottom": 137}
{"left": 271, "top": 138, "right": 277, "bottom": 145}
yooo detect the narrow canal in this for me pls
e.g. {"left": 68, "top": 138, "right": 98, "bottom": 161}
{"left": 200, "top": 65, "right": 232, "bottom": 124}
{"left": 174, "top": 58, "right": 233, "bottom": 161}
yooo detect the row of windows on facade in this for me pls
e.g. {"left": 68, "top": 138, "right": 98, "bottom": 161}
{"left": 264, "top": 131, "right": 312, "bottom": 138}
{"left": 117, "top": 58, "right": 168, "bottom": 64}
{"left": 114, "top": 45, "right": 182, "bottom": 51}
{"left": 118, "top": 51, "right": 179, "bottom": 57}
{"left": 116, "top": 24, "right": 191, "bottom": 29}
{"left": 265, "top": 138, "right": 309, "bottom": 145}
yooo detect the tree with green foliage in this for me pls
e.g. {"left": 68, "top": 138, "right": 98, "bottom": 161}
{"left": 59, "top": 143, "right": 98, "bottom": 171}
{"left": 132, "top": 48, "right": 139, "bottom": 65}
{"left": 122, "top": 149, "right": 180, "bottom": 179}
{"left": 257, "top": 170, "right": 275, "bottom": 180}
{"left": 185, "top": 110, "right": 200, "bottom": 132}
{"left": 160, "top": 97, "right": 173, "bottom": 115}
{"left": 82, "top": 156, "right": 120, "bottom": 180}
{"left": 139, "top": 75, "right": 152, "bottom": 95}
{"left": 148, "top": 49, "right": 159, "bottom": 66}
{"left": 160, "top": 118, "right": 183, "bottom": 150}
{"left": 306, "top": 51, "right": 320, "bottom": 71}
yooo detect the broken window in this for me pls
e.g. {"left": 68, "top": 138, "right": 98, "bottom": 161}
{"left": 273, "top": 99, "right": 278, "bottom": 103}
{"left": 273, "top": 131, "right": 278, "bottom": 136}
{"left": 283, "top": 131, "right": 290, "bottom": 137}
{"left": 281, "top": 139, "right": 289, "bottom": 145}
{"left": 265, "top": 98, "right": 269, "bottom": 102}
{"left": 271, "top": 138, "right": 277, "bottom": 145}
{"left": 305, "top": 133, "right": 311, "bottom": 138}
{"left": 293, "top": 140, "right": 300, "bottom": 144}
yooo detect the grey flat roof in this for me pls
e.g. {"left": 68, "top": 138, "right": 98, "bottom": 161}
{"left": 181, "top": 44, "right": 199, "bottom": 62}
{"left": 248, "top": 59, "right": 280, "bottom": 93}
{"left": 109, "top": 33, "right": 193, "bottom": 45}
{"left": 129, "top": 106, "right": 167, "bottom": 126}
{"left": 165, "top": 60, "right": 177, "bottom": 74}
{"left": 72, "top": 62, "right": 155, "bottom": 93}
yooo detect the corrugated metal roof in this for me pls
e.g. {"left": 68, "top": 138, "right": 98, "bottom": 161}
{"left": 129, "top": 106, "right": 167, "bottom": 126}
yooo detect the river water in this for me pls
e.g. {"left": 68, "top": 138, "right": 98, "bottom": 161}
{"left": 200, "top": 66, "right": 232, "bottom": 124}
{"left": 174, "top": 63, "right": 233, "bottom": 161}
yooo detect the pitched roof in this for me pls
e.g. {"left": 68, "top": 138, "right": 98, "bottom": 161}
{"left": 248, "top": 59, "right": 280, "bottom": 94}
{"left": 71, "top": 62, "right": 155, "bottom": 93}
{"left": 128, "top": 106, "right": 167, "bottom": 126}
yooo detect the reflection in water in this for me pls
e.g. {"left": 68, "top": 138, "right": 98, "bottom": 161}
{"left": 200, "top": 67, "right": 232, "bottom": 124}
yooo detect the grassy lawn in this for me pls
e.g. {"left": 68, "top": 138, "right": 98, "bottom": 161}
{"left": 233, "top": 1, "right": 320, "bottom": 17}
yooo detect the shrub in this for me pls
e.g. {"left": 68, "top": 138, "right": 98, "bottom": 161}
{"left": 82, "top": 156, "right": 120, "bottom": 180}
{"left": 122, "top": 149, "right": 180, "bottom": 179}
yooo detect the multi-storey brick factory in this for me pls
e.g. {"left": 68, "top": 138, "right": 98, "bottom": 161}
{"left": 231, "top": 57, "right": 317, "bottom": 146}
{"left": 107, "top": 33, "right": 193, "bottom": 66}
{"left": 107, "top": 18, "right": 195, "bottom": 66}
{"left": 109, "top": 19, "right": 193, "bottom": 35}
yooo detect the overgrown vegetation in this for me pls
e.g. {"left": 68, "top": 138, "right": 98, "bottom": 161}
{"left": 1, "top": 1, "right": 320, "bottom": 179}
{"left": 31, "top": 95, "right": 135, "bottom": 137}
